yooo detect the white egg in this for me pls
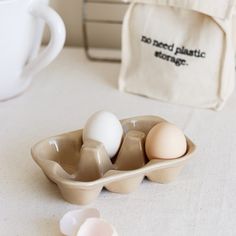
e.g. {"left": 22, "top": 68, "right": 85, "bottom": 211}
{"left": 82, "top": 111, "right": 123, "bottom": 158}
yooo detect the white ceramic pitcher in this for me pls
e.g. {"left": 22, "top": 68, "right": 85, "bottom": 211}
{"left": 0, "top": 0, "right": 66, "bottom": 101}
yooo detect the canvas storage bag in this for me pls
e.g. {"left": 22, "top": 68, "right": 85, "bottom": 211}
{"left": 119, "top": 0, "right": 236, "bottom": 110}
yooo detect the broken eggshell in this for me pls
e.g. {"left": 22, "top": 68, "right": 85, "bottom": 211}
{"left": 60, "top": 208, "right": 118, "bottom": 236}
{"left": 60, "top": 208, "right": 100, "bottom": 236}
{"left": 76, "top": 218, "right": 118, "bottom": 236}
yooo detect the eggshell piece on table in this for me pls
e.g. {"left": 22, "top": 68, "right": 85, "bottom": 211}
{"left": 60, "top": 208, "right": 100, "bottom": 236}
{"left": 82, "top": 111, "right": 123, "bottom": 158}
{"left": 76, "top": 218, "right": 118, "bottom": 236}
{"left": 145, "top": 122, "right": 187, "bottom": 160}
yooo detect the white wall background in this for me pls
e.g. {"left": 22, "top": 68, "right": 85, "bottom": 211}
{"left": 45, "top": 1, "right": 236, "bottom": 50}
{"left": 44, "top": 0, "right": 127, "bottom": 48}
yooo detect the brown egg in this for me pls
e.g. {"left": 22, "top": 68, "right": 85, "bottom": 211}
{"left": 145, "top": 122, "right": 187, "bottom": 160}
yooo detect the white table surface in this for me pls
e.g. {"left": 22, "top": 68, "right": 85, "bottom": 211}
{"left": 1, "top": 47, "right": 236, "bottom": 236}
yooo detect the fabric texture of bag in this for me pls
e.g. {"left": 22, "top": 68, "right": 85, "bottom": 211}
{"left": 119, "top": 0, "right": 236, "bottom": 110}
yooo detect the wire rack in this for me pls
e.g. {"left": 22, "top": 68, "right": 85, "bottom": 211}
{"left": 82, "top": 0, "right": 129, "bottom": 63}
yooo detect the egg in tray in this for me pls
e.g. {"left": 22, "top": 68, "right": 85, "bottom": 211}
{"left": 31, "top": 112, "right": 196, "bottom": 205}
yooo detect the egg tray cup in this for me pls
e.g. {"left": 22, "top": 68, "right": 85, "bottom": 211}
{"left": 31, "top": 116, "right": 196, "bottom": 205}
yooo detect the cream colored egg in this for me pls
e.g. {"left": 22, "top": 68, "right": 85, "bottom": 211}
{"left": 145, "top": 122, "right": 187, "bottom": 160}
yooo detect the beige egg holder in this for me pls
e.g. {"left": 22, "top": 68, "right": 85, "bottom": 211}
{"left": 31, "top": 116, "right": 196, "bottom": 205}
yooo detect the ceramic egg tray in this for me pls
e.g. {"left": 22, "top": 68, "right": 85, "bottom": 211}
{"left": 31, "top": 116, "right": 196, "bottom": 205}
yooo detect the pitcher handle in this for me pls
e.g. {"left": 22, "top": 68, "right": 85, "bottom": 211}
{"left": 22, "top": 3, "right": 66, "bottom": 79}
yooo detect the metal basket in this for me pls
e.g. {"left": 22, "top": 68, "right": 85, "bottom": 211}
{"left": 82, "top": 0, "right": 129, "bottom": 63}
